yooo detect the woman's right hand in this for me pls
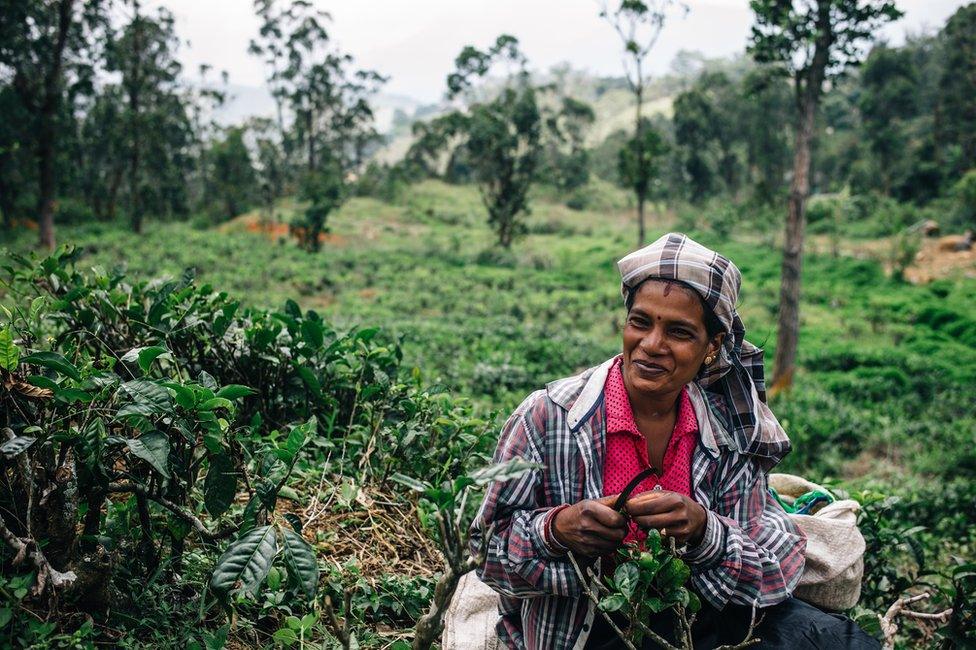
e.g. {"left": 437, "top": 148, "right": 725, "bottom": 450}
{"left": 552, "top": 495, "right": 629, "bottom": 557}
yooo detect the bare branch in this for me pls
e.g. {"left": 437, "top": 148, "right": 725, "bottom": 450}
{"left": 0, "top": 510, "right": 76, "bottom": 596}
{"left": 107, "top": 481, "right": 238, "bottom": 542}
{"left": 879, "top": 591, "right": 953, "bottom": 650}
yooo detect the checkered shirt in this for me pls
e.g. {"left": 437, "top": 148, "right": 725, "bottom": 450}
{"left": 469, "top": 357, "right": 806, "bottom": 650}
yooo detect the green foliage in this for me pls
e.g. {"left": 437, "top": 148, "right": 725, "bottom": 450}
{"left": 0, "top": 246, "right": 499, "bottom": 646}
{"left": 440, "top": 35, "right": 542, "bottom": 249}
{"left": 951, "top": 169, "right": 976, "bottom": 229}
{"left": 748, "top": 0, "right": 903, "bottom": 79}
{"left": 581, "top": 532, "right": 712, "bottom": 649}
{"left": 618, "top": 119, "right": 669, "bottom": 205}
{"left": 936, "top": 4, "right": 976, "bottom": 181}
{"left": 208, "top": 127, "right": 259, "bottom": 221}
{"left": 298, "top": 161, "right": 345, "bottom": 252}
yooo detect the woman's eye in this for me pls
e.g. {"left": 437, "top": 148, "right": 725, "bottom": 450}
{"left": 671, "top": 328, "right": 693, "bottom": 339}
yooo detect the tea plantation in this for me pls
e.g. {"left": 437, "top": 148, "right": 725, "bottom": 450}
{"left": 1, "top": 181, "right": 974, "bottom": 647}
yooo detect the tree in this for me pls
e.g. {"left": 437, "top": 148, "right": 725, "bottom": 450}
{"left": 76, "top": 84, "right": 126, "bottom": 220}
{"left": 249, "top": 1, "right": 381, "bottom": 252}
{"left": 0, "top": 85, "right": 33, "bottom": 228}
{"left": 297, "top": 157, "right": 343, "bottom": 252}
{"left": 672, "top": 87, "right": 718, "bottom": 202}
{"left": 445, "top": 35, "right": 542, "bottom": 249}
{"left": 935, "top": 3, "right": 976, "bottom": 183}
{"left": 600, "top": 0, "right": 687, "bottom": 247}
{"left": 619, "top": 118, "right": 669, "bottom": 214}
{"left": 858, "top": 44, "right": 918, "bottom": 195}
{"left": 542, "top": 96, "right": 596, "bottom": 193}
{"left": 748, "top": 0, "right": 902, "bottom": 389}
{"left": 106, "top": 0, "right": 188, "bottom": 232}
{"left": 209, "top": 127, "right": 258, "bottom": 221}
{"left": 740, "top": 67, "right": 792, "bottom": 204}
{"left": 0, "top": 0, "right": 110, "bottom": 248}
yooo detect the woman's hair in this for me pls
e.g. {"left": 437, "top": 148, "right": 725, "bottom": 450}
{"left": 625, "top": 278, "right": 725, "bottom": 339}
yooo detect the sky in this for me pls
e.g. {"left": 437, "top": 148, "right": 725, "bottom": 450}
{"left": 148, "top": 0, "right": 968, "bottom": 104}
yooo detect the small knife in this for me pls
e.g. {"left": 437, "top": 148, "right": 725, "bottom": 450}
{"left": 612, "top": 467, "right": 660, "bottom": 512}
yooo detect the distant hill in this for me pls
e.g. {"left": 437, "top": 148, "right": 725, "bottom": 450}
{"left": 372, "top": 53, "right": 753, "bottom": 163}
{"left": 211, "top": 51, "right": 752, "bottom": 164}
{"left": 213, "top": 83, "right": 436, "bottom": 136}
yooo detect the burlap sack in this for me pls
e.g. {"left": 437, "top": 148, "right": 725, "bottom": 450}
{"left": 769, "top": 473, "right": 866, "bottom": 611}
{"left": 442, "top": 571, "right": 502, "bottom": 650}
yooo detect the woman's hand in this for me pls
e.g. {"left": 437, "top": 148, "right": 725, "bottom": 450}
{"left": 625, "top": 490, "right": 707, "bottom": 545}
{"left": 552, "top": 495, "right": 629, "bottom": 558}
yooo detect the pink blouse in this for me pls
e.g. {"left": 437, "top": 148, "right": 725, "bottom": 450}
{"left": 603, "top": 357, "right": 698, "bottom": 544}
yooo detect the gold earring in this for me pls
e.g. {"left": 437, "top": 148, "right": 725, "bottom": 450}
{"left": 704, "top": 355, "right": 715, "bottom": 365}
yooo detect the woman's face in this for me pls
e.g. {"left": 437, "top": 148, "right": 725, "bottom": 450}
{"left": 622, "top": 280, "right": 724, "bottom": 398}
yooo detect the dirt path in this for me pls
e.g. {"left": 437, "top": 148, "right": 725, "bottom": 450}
{"left": 810, "top": 233, "right": 976, "bottom": 283}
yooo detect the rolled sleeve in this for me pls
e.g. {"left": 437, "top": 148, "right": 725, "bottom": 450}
{"left": 469, "top": 394, "right": 582, "bottom": 599}
{"left": 681, "top": 508, "right": 726, "bottom": 568}
{"left": 687, "top": 459, "right": 807, "bottom": 610}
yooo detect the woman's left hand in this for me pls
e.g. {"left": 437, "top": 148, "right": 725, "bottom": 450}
{"left": 624, "top": 490, "right": 708, "bottom": 545}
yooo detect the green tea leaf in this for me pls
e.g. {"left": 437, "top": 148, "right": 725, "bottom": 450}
{"left": 300, "top": 318, "right": 324, "bottom": 349}
{"left": 0, "top": 326, "right": 19, "bottom": 371}
{"left": 120, "top": 379, "right": 172, "bottom": 414}
{"left": 126, "top": 431, "right": 171, "bottom": 479}
{"left": 21, "top": 351, "right": 80, "bottom": 380}
{"left": 645, "top": 596, "right": 668, "bottom": 613}
{"left": 644, "top": 528, "right": 662, "bottom": 554}
{"left": 121, "top": 346, "right": 169, "bottom": 374}
{"left": 138, "top": 346, "right": 169, "bottom": 373}
{"left": 215, "top": 384, "right": 256, "bottom": 400}
{"left": 281, "top": 525, "right": 319, "bottom": 599}
{"left": 613, "top": 562, "right": 639, "bottom": 600}
{"left": 390, "top": 473, "right": 429, "bottom": 492}
{"left": 204, "top": 454, "right": 238, "bottom": 518}
{"left": 199, "top": 397, "right": 234, "bottom": 411}
{"left": 27, "top": 375, "right": 58, "bottom": 391}
{"left": 598, "top": 594, "right": 628, "bottom": 613}
{"left": 655, "top": 556, "right": 691, "bottom": 591}
{"left": 210, "top": 525, "right": 278, "bottom": 596}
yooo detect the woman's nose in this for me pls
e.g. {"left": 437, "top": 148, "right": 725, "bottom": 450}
{"left": 639, "top": 325, "right": 667, "bottom": 355}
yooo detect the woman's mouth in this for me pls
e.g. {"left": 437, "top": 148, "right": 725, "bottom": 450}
{"left": 633, "top": 359, "right": 669, "bottom": 377}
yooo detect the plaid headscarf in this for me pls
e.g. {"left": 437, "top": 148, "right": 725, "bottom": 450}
{"left": 617, "top": 232, "right": 779, "bottom": 455}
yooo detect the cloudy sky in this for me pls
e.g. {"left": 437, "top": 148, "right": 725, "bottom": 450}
{"left": 148, "top": 0, "right": 967, "bottom": 103}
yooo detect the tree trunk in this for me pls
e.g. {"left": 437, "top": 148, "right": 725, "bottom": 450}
{"left": 306, "top": 110, "right": 315, "bottom": 172}
{"left": 128, "top": 1, "right": 143, "bottom": 234}
{"left": 772, "top": 90, "right": 817, "bottom": 389}
{"left": 33, "top": 0, "right": 76, "bottom": 250}
{"left": 634, "top": 79, "right": 645, "bottom": 249}
{"left": 105, "top": 164, "right": 124, "bottom": 220}
{"left": 637, "top": 192, "right": 646, "bottom": 249}
{"left": 36, "top": 119, "right": 57, "bottom": 249}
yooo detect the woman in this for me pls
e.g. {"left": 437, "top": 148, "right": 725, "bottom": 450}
{"left": 469, "top": 233, "right": 877, "bottom": 650}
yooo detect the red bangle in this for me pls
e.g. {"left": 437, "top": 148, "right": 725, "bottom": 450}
{"left": 544, "top": 504, "right": 571, "bottom": 554}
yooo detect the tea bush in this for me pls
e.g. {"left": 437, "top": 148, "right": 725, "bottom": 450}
{"left": 0, "top": 248, "right": 497, "bottom": 647}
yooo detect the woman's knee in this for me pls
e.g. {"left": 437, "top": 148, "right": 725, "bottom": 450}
{"left": 752, "top": 597, "right": 880, "bottom": 650}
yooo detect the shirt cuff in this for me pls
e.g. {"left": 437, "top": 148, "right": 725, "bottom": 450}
{"left": 680, "top": 509, "right": 725, "bottom": 567}
{"left": 535, "top": 504, "right": 570, "bottom": 558}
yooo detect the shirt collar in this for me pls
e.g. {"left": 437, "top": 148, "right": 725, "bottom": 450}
{"left": 605, "top": 357, "right": 697, "bottom": 439}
